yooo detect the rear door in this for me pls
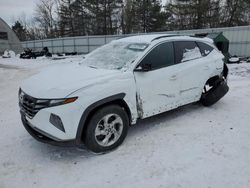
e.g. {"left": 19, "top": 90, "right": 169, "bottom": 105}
{"left": 197, "top": 41, "right": 224, "bottom": 73}
{"left": 174, "top": 41, "right": 210, "bottom": 105}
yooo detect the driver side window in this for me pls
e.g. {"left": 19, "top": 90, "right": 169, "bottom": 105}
{"left": 140, "top": 42, "right": 175, "bottom": 70}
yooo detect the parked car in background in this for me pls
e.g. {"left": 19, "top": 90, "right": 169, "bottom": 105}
{"left": 19, "top": 34, "right": 229, "bottom": 153}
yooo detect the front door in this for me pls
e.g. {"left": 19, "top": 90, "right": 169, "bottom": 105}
{"left": 134, "top": 42, "right": 181, "bottom": 118}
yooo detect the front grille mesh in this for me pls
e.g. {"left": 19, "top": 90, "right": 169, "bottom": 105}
{"left": 19, "top": 91, "right": 50, "bottom": 119}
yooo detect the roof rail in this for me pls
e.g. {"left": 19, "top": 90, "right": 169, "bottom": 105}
{"left": 151, "top": 34, "right": 180, "bottom": 42}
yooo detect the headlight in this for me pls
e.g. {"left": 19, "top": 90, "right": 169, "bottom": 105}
{"left": 37, "top": 97, "right": 78, "bottom": 107}
{"left": 19, "top": 89, "right": 78, "bottom": 108}
{"left": 19, "top": 88, "right": 78, "bottom": 119}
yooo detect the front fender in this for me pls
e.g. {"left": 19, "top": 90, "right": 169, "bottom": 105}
{"left": 66, "top": 72, "right": 138, "bottom": 146}
{"left": 75, "top": 93, "right": 127, "bottom": 145}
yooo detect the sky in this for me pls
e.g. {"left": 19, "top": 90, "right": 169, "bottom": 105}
{"left": 0, "top": 0, "right": 168, "bottom": 27}
{"left": 0, "top": 0, "right": 40, "bottom": 26}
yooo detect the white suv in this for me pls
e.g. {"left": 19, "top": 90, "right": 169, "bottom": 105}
{"left": 19, "top": 34, "right": 229, "bottom": 153}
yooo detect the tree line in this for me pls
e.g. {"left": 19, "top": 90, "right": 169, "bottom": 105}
{"left": 12, "top": 0, "right": 250, "bottom": 41}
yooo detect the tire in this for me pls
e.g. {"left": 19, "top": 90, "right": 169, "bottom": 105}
{"left": 201, "top": 79, "right": 229, "bottom": 106}
{"left": 84, "top": 105, "right": 129, "bottom": 153}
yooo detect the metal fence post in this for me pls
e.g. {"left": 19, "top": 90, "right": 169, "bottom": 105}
{"left": 87, "top": 36, "right": 90, "bottom": 53}
{"left": 51, "top": 40, "right": 54, "bottom": 54}
{"left": 73, "top": 37, "right": 76, "bottom": 52}
{"left": 62, "top": 39, "right": 65, "bottom": 53}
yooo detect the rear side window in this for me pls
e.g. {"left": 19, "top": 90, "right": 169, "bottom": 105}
{"left": 174, "top": 41, "right": 202, "bottom": 64}
{"left": 140, "top": 42, "right": 175, "bottom": 70}
{"left": 196, "top": 42, "right": 214, "bottom": 56}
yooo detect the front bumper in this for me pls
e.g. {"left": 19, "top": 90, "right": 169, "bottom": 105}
{"left": 21, "top": 112, "right": 76, "bottom": 147}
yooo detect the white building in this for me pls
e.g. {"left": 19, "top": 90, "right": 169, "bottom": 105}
{"left": 0, "top": 17, "right": 23, "bottom": 55}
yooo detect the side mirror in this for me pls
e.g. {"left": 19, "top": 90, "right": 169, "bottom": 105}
{"left": 134, "top": 63, "right": 152, "bottom": 72}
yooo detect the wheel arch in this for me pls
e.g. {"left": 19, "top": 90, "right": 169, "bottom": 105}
{"left": 200, "top": 63, "right": 229, "bottom": 102}
{"left": 206, "top": 75, "right": 220, "bottom": 86}
{"left": 75, "top": 93, "right": 132, "bottom": 145}
{"left": 205, "top": 63, "right": 228, "bottom": 87}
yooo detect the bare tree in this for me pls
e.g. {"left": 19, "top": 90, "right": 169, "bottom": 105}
{"left": 222, "top": 0, "right": 250, "bottom": 27}
{"left": 34, "top": 0, "right": 57, "bottom": 38}
{"left": 15, "top": 13, "right": 44, "bottom": 40}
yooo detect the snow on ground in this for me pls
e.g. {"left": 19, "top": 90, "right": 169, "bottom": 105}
{"left": 0, "top": 57, "right": 250, "bottom": 188}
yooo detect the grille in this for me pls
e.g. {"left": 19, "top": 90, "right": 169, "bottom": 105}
{"left": 19, "top": 91, "right": 50, "bottom": 119}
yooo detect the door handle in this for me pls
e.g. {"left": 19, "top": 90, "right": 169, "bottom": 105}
{"left": 170, "top": 75, "right": 177, "bottom": 80}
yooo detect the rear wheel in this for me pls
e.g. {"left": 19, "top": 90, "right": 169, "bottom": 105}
{"left": 84, "top": 105, "right": 129, "bottom": 153}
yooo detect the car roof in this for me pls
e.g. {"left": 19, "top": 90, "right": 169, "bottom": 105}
{"left": 117, "top": 34, "right": 214, "bottom": 44}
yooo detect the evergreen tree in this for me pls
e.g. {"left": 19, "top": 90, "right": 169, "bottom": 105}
{"left": 122, "top": 0, "right": 136, "bottom": 34}
{"left": 131, "top": 0, "right": 166, "bottom": 33}
{"left": 166, "top": 0, "right": 223, "bottom": 30}
{"left": 84, "top": 0, "right": 123, "bottom": 35}
{"left": 58, "top": 0, "right": 123, "bottom": 36}
{"left": 58, "top": 0, "right": 77, "bottom": 36}
{"left": 12, "top": 21, "right": 27, "bottom": 41}
{"left": 17, "top": 0, "right": 250, "bottom": 39}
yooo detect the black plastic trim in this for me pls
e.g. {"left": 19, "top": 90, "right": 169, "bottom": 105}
{"left": 223, "top": 63, "right": 229, "bottom": 78}
{"left": 75, "top": 93, "right": 126, "bottom": 145}
{"left": 201, "top": 80, "right": 229, "bottom": 106}
{"left": 151, "top": 34, "right": 179, "bottom": 42}
{"left": 49, "top": 113, "right": 66, "bottom": 132}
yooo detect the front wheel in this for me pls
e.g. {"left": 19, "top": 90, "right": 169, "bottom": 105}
{"left": 84, "top": 105, "right": 129, "bottom": 153}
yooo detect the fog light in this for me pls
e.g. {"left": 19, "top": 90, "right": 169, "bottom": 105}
{"left": 49, "top": 113, "right": 65, "bottom": 132}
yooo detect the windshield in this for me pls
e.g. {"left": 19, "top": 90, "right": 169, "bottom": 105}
{"left": 83, "top": 41, "right": 149, "bottom": 70}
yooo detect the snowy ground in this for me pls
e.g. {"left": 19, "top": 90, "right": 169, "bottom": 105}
{"left": 0, "top": 57, "right": 250, "bottom": 188}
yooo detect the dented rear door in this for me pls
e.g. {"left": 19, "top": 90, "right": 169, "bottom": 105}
{"left": 173, "top": 41, "right": 210, "bottom": 105}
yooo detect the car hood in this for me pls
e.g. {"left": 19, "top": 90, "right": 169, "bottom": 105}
{"left": 21, "top": 63, "right": 121, "bottom": 98}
